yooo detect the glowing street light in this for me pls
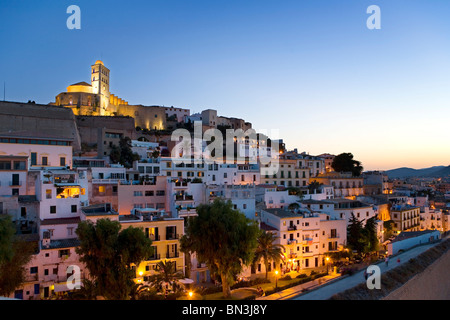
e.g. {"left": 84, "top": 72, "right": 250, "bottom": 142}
{"left": 325, "top": 257, "right": 330, "bottom": 274}
{"left": 275, "top": 270, "right": 279, "bottom": 289}
{"left": 188, "top": 291, "right": 193, "bottom": 299}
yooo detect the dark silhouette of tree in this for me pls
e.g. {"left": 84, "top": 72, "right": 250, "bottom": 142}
{"left": 148, "top": 260, "right": 184, "bottom": 293}
{"left": 109, "top": 137, "right": 141, "bottom": 168}
{"left": 0, "top": 215, "right": 34, "bottom": 297}
{"left": 180, "top": 199, "right": 259, "bottom": 298}
{"left": 308, "top": 180, "right": 323, "bottom": 193}
{"left": 363, "top": 217, "right": 379, "bottom": 253}
{"left": 252, "top": 231, "right": 285, "bottom": 279}
{"left": 331, "top": 153, "right": 363, "bottom": 177}
{"left": 75, "top": 218, "right": 153, "bottom": 300}
{"left": 347, "top": 213, "right": 365, "bottom": 255}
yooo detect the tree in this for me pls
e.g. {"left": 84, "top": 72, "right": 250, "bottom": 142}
{"left": 129, "top": 282, "right": 152, "bottom": 300}
{"left": 346, "top": 213, "right": 365, "bottom": 255}
{"left": 109, "top": 137, "right": 141, "bottom": 168}
{"left": 148, "top": 260, "right": 184, "bottom": 293}
{"left": 308, "top": 180, "right": 323, "bottom": 193}
{"left": 75, "top": 218, "right": 153, "bottom": 300}
{"left": 363, "top": 217, "right": 379, "bottom": 253}
{"left": 288, "top": 202, "right": 300, "bottom": 211}
{"left": 0, "top": 215, "right": 35, "bottom": 297}
{"left": 252, "top": 231, "right": 285, "bottom": 279}
{"left": 70, "top": 279, "right": 99, "bottom": 300}
{"left": 331, "top": 153, "right": 363, "bottom": 177}
{"left": 383, "top": 220, "right": 395, "bottom": 240}
{"left": 180, "top": 199, "right": 260, "bottom": 298}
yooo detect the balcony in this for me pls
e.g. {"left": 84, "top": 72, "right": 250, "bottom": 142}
{"left": 148, "top": 253, "right": 161, "bottom": 261}
{"left": 149, "top": 234, "right": 160, "bottom": 241}
{"left": 9, "top": 180, "right": 22, "bottom": 187}
{"left": 287, "top": 239, "right": 297, "bottom": 245}
{"left": 92, "top": 178, "right": 123, "bottom": 184}
{"left": 25, "top": 273, "right": 39, "bottom": 282}
{"left": 287, "top": 225, "right": 297, "bottom": 231}
{"left": 166, "top": 233, "right": 181, "bottom": 240}
{"left": 328, "top": 233, "right": 340, "bottom": 239}
{"left": 175, "top": 194, "right": 193, "bottom": 201}
{"left": 166, "top": 251, "right": 180, "bottom": 259}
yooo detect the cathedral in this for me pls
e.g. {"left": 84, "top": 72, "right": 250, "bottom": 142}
{"left": 54, "top": 60, "right": 170, "bottom": 130}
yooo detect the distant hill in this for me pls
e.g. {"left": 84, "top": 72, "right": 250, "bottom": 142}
{"left": 384, "top": 166, "right": 446, "bottom": 179}
{"left": 425, "top": 166, "right": 450, "bottom": 178}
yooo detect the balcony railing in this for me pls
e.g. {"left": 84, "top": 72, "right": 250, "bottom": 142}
{"left": 9, "top": 181, "right": 22, "bottom": 187}
{"left": 149, "top": 234, "right": 160, "bottom": 241}
{"left": 287, "top": 239, "right": 297, "bottom": 245}
{"left": 148, "top": 253, "right": 161, "bottom": 261}
{"left": 166, "top": 233, "right": 181, "bottom": 240}
{"left": 166, "top": 251, "right": 180, "bottom": 259}
{"left": 175, "top": 194, "right": 193, "bottom": 201}
{"left": 92, "top": 178, "right": 124, "bottom": 184}
{"left": 25, "top": 274, "right": 39, "bottom": 282}
{"left": 328, "top": 233, "right": 340, "bottom": 239}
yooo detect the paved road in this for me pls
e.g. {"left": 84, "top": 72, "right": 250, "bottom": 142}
{"left": 290, "top": 240, "right": 442, "bottom": 300}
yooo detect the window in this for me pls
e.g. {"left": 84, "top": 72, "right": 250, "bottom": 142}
{"left": 58, "top": 249, "right": 70, "bottom": 258}
{"left": 13, "top": 161, "right": 26, "bottom": 170}
{"left": 42, "top": 157, "right": 48, "bottom": 166}
{"left": 71, "top": 205, "right": 77, "bottom": 213}
{"left": 98, "top": 186, "right": 105, "bottom": 193}
{"left": 44, "top": 269, "right": 49, "bottom": 276}
{"left": 46, "top": 189, "right": 52, "bottom": 199}
{"left": 156, "top": 190, "right": 165, "bottom": 196}
{"left": 21, "top": 207, "right": 27, "bottom": 217}
{"left": 60, "top": 157, "right": 66, "bottom": 167}
{"left": 30, "top": 267, "right": 38, "bottom": 274}
{"left": 50, "top": 206, "right": 56, "bottom": 214}
{"left": 145, "top": 190, "right": 154, "bottom": 197}
{"left": 30, "top": 152, "right": 37, "bottom": 166}
{"left": 134, "top": 191, "right": 143, "bottom": 197}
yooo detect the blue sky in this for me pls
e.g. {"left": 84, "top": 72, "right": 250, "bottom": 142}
{"left": 1, "top": 0, "right": 449, "bottom": 170}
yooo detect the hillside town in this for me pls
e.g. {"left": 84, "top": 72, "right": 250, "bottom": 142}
{"left": 0, "top": 60, "right": 449, "bottom": 300}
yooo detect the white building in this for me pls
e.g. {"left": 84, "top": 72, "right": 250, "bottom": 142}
{"left": 251, "top": 208, "right": 347, "bottom": 274}
{"left": 206, "top": 184, "right": 256, "bottom": 220}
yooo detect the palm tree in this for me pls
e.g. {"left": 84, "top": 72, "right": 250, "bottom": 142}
{"left": 70, "top": 279, "right": 99, "bottom": 300}
{"left": 129, "top": 282, "right": 152, "bottom": 300}
{"left": 148, "top": 260, "right": 184, "bottom": 293}
{"left": 252, "top": 231, "right": 285, "bottom": 279}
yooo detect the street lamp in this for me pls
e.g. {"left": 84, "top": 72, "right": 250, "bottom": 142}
{"left": 275, "top": 270, "right": 279, "bottom": 289}
{"left": 325, "top": 257, "right": 330, "bottom": 274}
{"left": 188, "top": 291, "right": 193, "bottom": 299}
